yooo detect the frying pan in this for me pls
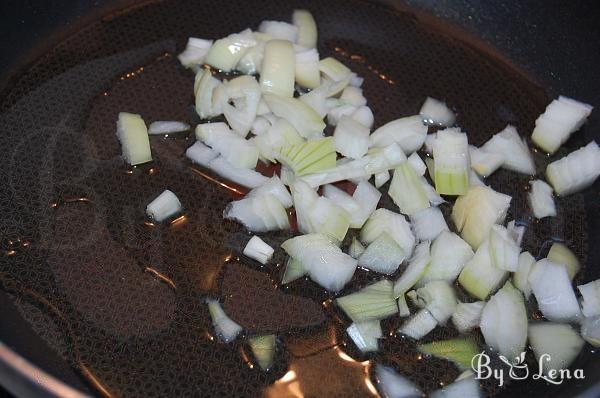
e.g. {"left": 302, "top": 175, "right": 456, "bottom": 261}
{"left": 0, "top": 0, "right": 599, "bottom": 397}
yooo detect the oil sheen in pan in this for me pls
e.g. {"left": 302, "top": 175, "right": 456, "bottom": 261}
{"left": 0, "top": 0, "right": 594, "bottom": 397}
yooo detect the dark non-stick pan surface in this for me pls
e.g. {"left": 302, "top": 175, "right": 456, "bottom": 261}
{"left": 0, "top": 0, "right": 599, "bottom": 397}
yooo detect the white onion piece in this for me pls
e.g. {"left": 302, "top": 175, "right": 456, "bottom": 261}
{"left": 358, "top": 233, "right": 406, "bottom": 274}
{"left": 209, "top": 156, "right": 268, "bottom": 188}
{"left": 481, "top": 125, "right": 535, "bottom": 175}
{"left": 410, "top": 207, "right": 448, "bottom": 241}
{"left": 251, "top": 116, "right": 272, "bottom": 136}
{"left": 480, "top": 281, "right": 527, "bottom": 360}
{"left": 248, "top": 335, "right": 276, "bottom": 370}
{"left": 528, "top": 322, "right": 584, "bottom": 377}
{"left": 412, "top": 280, "right": 457, "bottom": 323}
{"left": 327, "top": 104, "right": 357, "bottom": 126}
{"left": 334, "top": 116, "right": 370, "bottom": 159}
{"left": 206, "top": 298, "right": 242, "bottom": 343}
{"left": 360, "top": 208, "right": 415, "bottom": 258}
{"left": 452, "top": 301, "right": 485, "bottom": 333}
{"left": 347, "top": 320, "right": 382, "bottom": 353}
{"left": 581, "top": 316, "right": 600, "bottom": 347}
{"left": 281, "top": 233, "right": 357, "bottom": 291}
{"left": 393, "top": 241, "right": 430, "bottom": 298}
{"left": 309, "top": 196, "right": 351, "bottom": 242}
{"left": 419, "top": 231, "right": 473, "bottom": 285}
{"left": 419, "top": 97, "right": 456, "bottom": 126}
{"left": 146, "top": 190, "right": 182, "bottom": 222}
{"left": 340, "top": 86, "right": 367, "bottom": 107}
{"left": 432, "top": 127, "right": 470, "bottom": 195}
{"left": 532, "top": 96, "right": 593, "bottom": 154}
{"left": 319, "top": 57, "right": 352, "bottom": 82}
{"left": 301, "top": 143, "right": 407, "bottom": 187}
{"left": 375, "top": 365, "right": 422, "bottom": 398}
{"left": 255, "top": 118, "right": 304, "bottom": 162}
{"left": 258, "top": 20, "right": 298, "bottom": 42}
{"left": 260, "top": 40, "right": 295, "bottom": 98}
{"left": 388, "top": 161, "right": 430, "bottom": 215}
{"left": 186, "top": 141, "right": 218, "bottom": 167}
{"left": 221, "top": 75, "right": 262, "bottom": 136}
{"left": 246, "top": 175, "right": 292, "bottom": 208}
{"left": 148, "top": 120, "right": 190, "bottom": 135}
{"left": 194, "top": 68, "right": 223, "bottom": 119}
{"left": 224, "top": 193, "right": 289, "bottom": 232}
{"left": 370, "top": 115, "right": 428, "bottom": 154}
{"left": 350, "top": 73, "right": 364, "bottom": 87}
{"left": 424, "top": 133, "right": 436, "bottom": 155}
{"left": 458, "top": 239, "right": 507, "bottom": 300}
{"left": 421, "top": 177, "right": 445, "bottom": 206}
{"left": 204, "top": 29, "right": 256, "bottom": 72}
{"left": 547, "top": 242, "right": 580, "bottom": 280}
{"left": 528, "top": 179, "right": 557, "bottom": 219}
{"left": 469, "top": 145, "right": 504, "bottom": 178}
{"left": 352, "top": 180, "right": 382, "bottom": 228}
{"left": 196, "top": 122, "right": 258, "bottom": 168}
{"left": 546, "top": 140, "right": 600, "bottom": 196}
{"left": 263, "top": 93, "right": 326, "bottom": 138}
{"left": 407, "top": 153, "right": 426, "bottom": 176}
{"left": 578, "top": 280, "right": 600, "bottom": 318}
{"left": 177, "top": 38, "right": 213, "bottom": 67}
{"left": 375, "top": 170, "right": 390, "bottom": 188}
{"left": 399, "top": 309, "right": 438, "bottom": 339}
{"left": 506, "top": 220, "right": 526, "bottom": 247}
{"left": 292, "top": 9, "right": 317, "bottom": 48}
{"left": 236, "top": 36, "right": 266, "bottom": 75}
{"left": 243, "top": 236, "right": 274, "bottom": 264}
{"left": 116, "top": 112, "right": 152, "bottom": 165}
{"left": 528, "top": 259, "right": 581, "bottom": 322}
{"left": 489, "top": 225, "right": 520, "bottom": 272}
{"left": 351, "top": 106, "right": 375, "bottom": 129}
{"left": 349, "top": 237, "right": 366, "bottom": 259}
{"left": 299, "top": 84, "right": 329, "bottom": 117}
{"left": 513, "top": 251, "right": 535, "bottom": 299}
{"left": 295, "top": 48, "right": 320, "bottom": 89}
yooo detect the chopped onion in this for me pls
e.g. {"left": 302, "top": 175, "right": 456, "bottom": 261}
{"left": 532, "top": 96, "right": 593, "bottom": 154}
{"left": 290, "top": 179, "right": 319, "bottom": 233}
{"left": 424, "top": 133, "right": 436, "bottom": 155}
{"left": 488, "top": 225, "right": 520, "bottom": 272}
{"left": 393, "top": 241, "right": 430, "bottom": 298}
{"left": 421, "top": 177, "right": 445, "bottom": 206}
{"left": 411, "top": 280, "right": 457, "bottom": 323}
{"left": 295, "top": 48, "right": 320, "bottom": 89}
{"left": 243, "top": 235, "right": 274, "bottom": 264}
{"left": 351, "top": 106, "right": 375, "bottom": 129}
{"left": 527, "top": 179, "right": 556, "bottom": 219}
{"left": 360, "top": 208, "right": 415, "bottom": 258}
{"left": 281, "top": 257, "right": 307, "bottom": 284}
{"left": 186, "top": 141, "right": 218, "bottom": 167}
{"left": 309, "top": 196, "right": 351, "bottom": 242}
{"left": 292, "top": 9, "right": 317, "bottom": 48}
{"left": 281, "top": 233, "right": 357, "bottom": 291}
{"left": 419, "top": 231, "right": 473, "bottom": 285}
{"left": 469, "top": 145, "right": 504, "bottom": 178}
{"left": 546, "top": 140, "right": 600, "bottom": 196}
{"left": 299, "top": 84, "right": 329, "bottom": 117}
{"left": 340, "top": 86, "right": 367, "bottom": 107}
{"left": 481, "top": 125, "right": 535, "bottom": 175}
{"left": 578, "top": 280, "right": 600, "bottom": 318}
{"left": 432, "top": 128, "right": 470, "bottom": 195}
{"left": 259, "top": 40, "right": 295, "bottom": 98}
{"left": 458, "top": 239, "right": 507, "bottom": 300}
{"left": 194, "top": 69, "right": 223, "bottom": 119}
{"left": 333, "top": 116, "right": 370, "bottom": 159}
{"left": 480, "top": 281, "right": 527, "bottom": 360}
{"left": 418, "top": 338, "right": 479, "bottom": 370}
{"left": 346, "top": 320, "right": 382, "bottom": 353}
{"left": 204, "top": 29, "right": 256, "bottom": 72}
{"left": 513, "top": 251, "right": 535, "bottom": 299}
{"left": 301, "top": 143, "right": 407, "bottom": 187}
{"left": 358, "top": 233, "right": 406, "bottom": 275}
{"left": 430, "top": 373, "right": 482, "bottom": 398}
{"left": 528, "top": 322, "right": 584, "bottom": 377}
{"left": 255, "top": 118, "right": 304, "bottom": 162}
{"left": 277, "top": 137, "right": 336, "bottom": 175}
{"left": 224, "top": 193, "right": 290, "bottom": 232}
{"left": 506, "top": 220, "right": 526, "bottom": 247}
{"left": 116, "top": 112, "right": 152, "bottom": 165}
{"left": 375, "top": 170, "right": 391, "bottom": 188}
{"left": 208, "top": 156, "right": 268, "bottom": 188}
{"left": 196, "top": 122, "right": 259, "bottom": 168}
{"left": 349, "top": 237, "right": 366, "bottom": 259}
{"left": 451, "top": 185, "right": 511, "bottom": 249}
{"left": 236, "top": 36, "right": 266, "bottom": 75}
{"left": 322, "top": 181, "right": 380, "bottom": 229}
{"left": 419, "top": 97, "right": 456, "bottom": 126}
{"left": 319, "top": 57, "right": 352, "bottom": 82}
{"left": 336, "top": 280, "right": 398, "bottom": 322}
{"left": 148, "top": 120, "right": 190, "bottom": 135}
{"left": 222, "top": 75, "right": 262, "bottom": 136}
{"left": 581, "top": 316, "right": 600, "bottom": 347}
{"left": 206, "top": 298, "right": 243, "bottom": 343}
{"left": 177, "top": 37, "right": 213, "bottom": 67}
{"left": 370, "top": 115, "right": 428, "bottom": 154}
{"left": 410, "top": 207, "right": 448, "bottom": 241}
{"left": 452, "top": 301, "right": 485, "bottom": 333}
{"left": 407, "top": 153, "right": 426, "bottom": 176}
{"left": 528, "top": 259, "right": 581, "bottom": 322}
{"left": 375, "top": 365, "right": 422, "bottom": 398}
{"left": 247, "top": 176, "right": 292, "bottom": 208}
{"left": 263, "top": 93, "right": 326, "bottom": 138}
{"left": 248, "top": 334, "right": 276, "bottom": 370}
{"left": 399, "top": 309, "right": 438, "bottom": 339}
{"left": 547, "top": 242, "right": 580, "bottom": 281}
{"left": 258, "top": 20, "right": 298, "bottom": 42}
{"left": 327, "top": 104, "right": 358, "bottom": 126}
{"left": 388, "top": 161, "right": 430, "bottom": 215}
{"left": 398, "top": 295, "right": 410, "bottom": 317}
{"left": 146, "top": 190, "right": 182, "bottom": 222}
